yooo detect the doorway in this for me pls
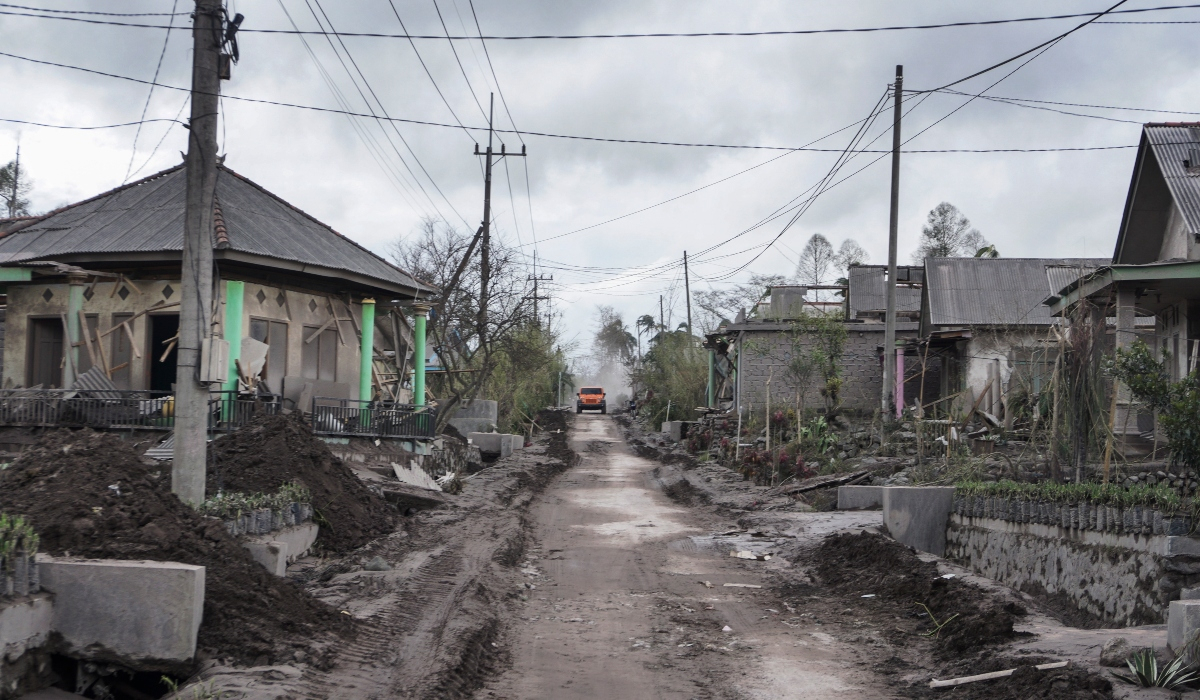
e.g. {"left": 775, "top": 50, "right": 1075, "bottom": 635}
{"left": 148, "top": 314, "right": 180, "bottom": 392}
{"left": 28, "top": 318, "right": 63, "bottom": 388}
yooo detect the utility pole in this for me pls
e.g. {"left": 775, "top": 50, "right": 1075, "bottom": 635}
{"left": 173, "top": 0, "right": 224, "bottom": 504}
{"left": 659, "top": 295, "right": 665, "bottom": 332}
{"left": 526, "top": 273, "right": 553, "bottom": 322}
{"left": 882, "top": 65, "right": 903, "bottom": 420}
{"left": 683, "top": 250, "right": 693, "bottom": 339}
{"left": 474, "top": 93, "right": 525, "bottom": 345}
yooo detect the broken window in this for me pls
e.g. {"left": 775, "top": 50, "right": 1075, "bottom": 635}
{"left": 301, "top": 325, "right": 337, "bottom": 382}
{"left": 249, "top": 318, "right": 288, "bottom": 394}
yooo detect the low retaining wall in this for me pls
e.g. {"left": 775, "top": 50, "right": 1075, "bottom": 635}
{"left": 883, "top": 487, "right": 955, "bottom": 556}
{"left": 946, "top": 514, "right": 1200, "bottom": 625}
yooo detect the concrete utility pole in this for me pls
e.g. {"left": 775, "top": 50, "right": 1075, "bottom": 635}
{"left": 882, "top": 65, "right": 903, "bottom": 419}
{"left": 474, "top": 93, "right": 525, "bottom": 345}
{"left": 683, "top": 250, "right": 693, "bottom": 338}
{"left": 173, "top": 0, "right": 224, "bottom": 504}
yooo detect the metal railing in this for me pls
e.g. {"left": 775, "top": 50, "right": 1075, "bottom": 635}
{"left": 0, "top": 389, "right": 281, "bottom": 432}
{"left": 311, "top": 397, "right": 436, "bottom": 439}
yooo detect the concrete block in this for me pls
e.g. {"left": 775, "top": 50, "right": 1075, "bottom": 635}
{"left": 243, "top": 523, "right": 318, "bottom": 576}
{"left": 0, "top": 593, "right": 52, "bottom": 662}
{"left": 883, "top": 486, "right": 955, "bottom": 556}
{"left": 244, "top": 541, "right": 287, "bottom": 577}
{"left": 662, "top": 421, "right": 684, "bottom": 442}
{"left": 1183, "top": 587, "right": 1200, "bottom": 600}
{"left": 38, "top": 557, "right": 204, "bottom": 666}
{"left": 837, "top": 485, "right": 883, "bottom": 510}
{"left": 449, "top": 400, "right": 498, "bottom": 436}
{"left": 1170, "top": 600, "right": 1200, "bottom": 651}
{"left": 506, "top": 434, "right": 526, "bottom": 452}
{"left": 468, "top": 432, "right": 512, "bottom": 459}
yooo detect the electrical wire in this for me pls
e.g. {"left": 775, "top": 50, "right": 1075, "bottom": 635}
{"left": 0, "top": 48, "right": 1170, "bottom": 154}
{"left": 122, "top": 0, "right": 178, "bottom": 184}
{"left": 0, "top": 3, "right": 189, "bottom": 16}
{"left": 383, "top": 0, "right": 475, "bottom": 142}
{"left": 6, "top": 3, "right": 1200, "bottom": 37}
{"left": 432, "top": 0, "right": 488, "bottom": 121}
{"left": 305, "top": 0, "right": 470, "bottom": 227}
{"left": 0, "top": 117, "right": 184, "bottom": 129}
{"left": 128, "top": 93, "right": 190, "bottom": 180}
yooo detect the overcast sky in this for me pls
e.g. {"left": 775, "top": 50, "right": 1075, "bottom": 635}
{"left": 2, "top": 1, "right": 1199, "bottom": 356}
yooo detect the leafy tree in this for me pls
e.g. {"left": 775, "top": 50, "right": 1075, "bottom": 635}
{"left": 1110, "top": 340, "right": 1200, "bottom": 469}
{"left": 593, "top": 306, "right": 635, "bottom": 368}
{"left": 782, "top": 311, "right": 847, "bottom": 416}
{"left": 913, "top": 202, "right": 988, "bottom": 262}
{"left": 974, "top": 244, "right": 1000, "bottom": 258}
{"left": 628, "top": 328, "right": 708, "bottom": 424}
{"left": 0, "top": 158, "right": 33, "bottom": 218}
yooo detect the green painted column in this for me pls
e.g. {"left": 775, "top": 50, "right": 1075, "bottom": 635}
{"left": 64, "top": 273, "right": 86, "bottom": 388}
{"left": 707, "top": 348, "right": 715, "bottom": 408}
{"left": 222, "top": 280, "right": 244, "bottom": 395}
{"left": 412, "top": 304, "right": 429, "bottom": 406}
{"left": 359, "top": 298, "right": 376, "bottom": 403}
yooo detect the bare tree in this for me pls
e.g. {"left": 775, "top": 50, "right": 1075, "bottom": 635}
{"left": 913, "top": 202, "right": 988, "bottom": 262}
{"left": 693, "top": 273, "right": 788, "bottom": 332}
{"left": 835, "top": 239, "right": 868, "bottom": 277}
{"left": 390, "top": 217, "right": 533, "bottom": 429}
{"left": 796, "top": 233, "right": 835, "bottom": 301}
{"left": 0, "top": 157, "right": 33, "bottom": 219}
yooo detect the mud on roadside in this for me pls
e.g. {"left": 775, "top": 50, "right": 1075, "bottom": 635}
{"left": 616, "top": 414, "right": 1118, "bottom": 699}
{"left": 187, "top": 410, "right": 578, "bottom": 700}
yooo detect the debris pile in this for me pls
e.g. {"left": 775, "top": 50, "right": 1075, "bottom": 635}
{"left": 208, "top": 412, "right": 396, "bottom": 553}
{"left": 0, "top": 429, "right": 351, "bottom": 666}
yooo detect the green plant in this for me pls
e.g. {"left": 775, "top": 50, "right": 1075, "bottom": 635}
{"left": 1111, "top": 340, "right": 1200, "bottom": 470}
{"left": 1113, "top": 649, "right": 1198, "bottom": 689}
{"left": 160, "top": 676, "right": 225, "bottom": 700}
{"left": 798, "top": 415, "right": 836, "bottom": 456}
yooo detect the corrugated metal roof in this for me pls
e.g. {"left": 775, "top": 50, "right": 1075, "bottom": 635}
{"left": 0, "top": 165, "right": 433, "bottom": 294}
{"left": 1045, "top": 262, "right": 1105, "bottom": 299}
{"left": 1147, "top": 124, "right": 1200, "bottom": 234}
{"left": 926, "top": 257, "right": 1110, "bottom": 327}
{"left": 847, "top": 265, "right": 923, "bottom": 317}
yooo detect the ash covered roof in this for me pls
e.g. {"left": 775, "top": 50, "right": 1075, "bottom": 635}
{"left": 846, "top": 265, "right": 923, "bottom": 318}
{"left": 0, "top": 165, "right": 434, "bottom": 296}
{"left": 925, "top": 257, "right": 1109, "bottom": 327}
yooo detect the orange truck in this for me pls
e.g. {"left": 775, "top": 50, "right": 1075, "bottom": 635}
{"left": 576, "top": 386, "right": 606, "bottom": 414}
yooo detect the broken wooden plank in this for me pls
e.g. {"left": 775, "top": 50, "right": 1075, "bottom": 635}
{"left": 304, "top": 317, "right": 334, "bottom": 344}
{"left": 78, "top": 310, "right": 97, "bottom": 367}
{"left": 929, "top": 661, "right": 1067, "bottom": 689}
{"left": 770, "top": 470, "right": 871, "bottom": 496}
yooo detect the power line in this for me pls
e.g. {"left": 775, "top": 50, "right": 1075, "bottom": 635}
{"left": 923, "top": 0, "right": 1130, "bottom": 93}
{"left": 128, "top": 93, "right": 190, "bottom": 180}
{"left": 122, "top": 0, "right": 178, "bottom": 184}
{"left": 0, "top": 3, "right": 189, "bottom": 16}
{"left": 432, "top": 0, "right": 488, "bottom": 121}
{"left": 930, "top": 89, "right": 1200, "bottom": 117}
{"left": 0, "top": 49, "right": 1170, "bottom": 154}
{"left": 384, "top": 0, "right": 475, "bottom": 142}
{"left": 6, "top": 3, "right": 1200, "bottom": 37}
{"left": 0, "top": 117, "right": 184, "bottom": 129}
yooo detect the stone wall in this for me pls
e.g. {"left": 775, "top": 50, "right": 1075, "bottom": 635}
{"left": 946, "top": 514, "right": 1200, "bottom": 625}
{"left": 734, "top": 323, "right": 934, "bottom": 415}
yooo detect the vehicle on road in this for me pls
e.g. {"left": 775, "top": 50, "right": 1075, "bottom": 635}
{"left": 576, "top": 386, "right": 606, "bottom": 414}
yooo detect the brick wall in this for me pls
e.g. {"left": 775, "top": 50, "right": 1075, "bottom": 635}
{"left": 734, "top": 324, "right": 934, "bottom": 416}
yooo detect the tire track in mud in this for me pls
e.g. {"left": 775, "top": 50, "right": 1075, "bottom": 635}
{"left": 193, "top": 413, "right": 574, "bottom": 700}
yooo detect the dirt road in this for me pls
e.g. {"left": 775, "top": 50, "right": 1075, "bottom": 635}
{"left": 481, "top": 413, "right": 895, "bottom": 699}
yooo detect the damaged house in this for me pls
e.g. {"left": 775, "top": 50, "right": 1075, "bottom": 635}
{"left": 710, "top": 265, "right": 931, "bottom": 417}
{"left": 1048, "top": 123, "right": 1200, "bottom": 441}
{"left": 0, "top": 164, "right": 436, "bottom": 439}
{"left": 919, "top": 256, "right": 1110, "bottom": 422}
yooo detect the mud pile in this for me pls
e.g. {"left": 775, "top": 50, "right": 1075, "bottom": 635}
{"left": 208, "top": 412, "right": 395, "bottom": 553}
{"left": 815, "top": 531, "right": 1022, "bottom": 653}
{"left": 0, "top": 429, "right": 350, "bottom": 667}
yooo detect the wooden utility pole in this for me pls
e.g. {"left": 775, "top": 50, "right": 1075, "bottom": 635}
{"left": 659, "top": 295, "right": 665, "bottom": 332}
{"left": 882, "top": 65, "right": 903, "bottom": 419}
{"left": 683, "top": 250, "right": 693, "bottom": 338}
{"left": 173, "top": 0, "right": 224, "bottom": 504}
{"left": 474, "top": 93, "right": 525, "bottom": 345}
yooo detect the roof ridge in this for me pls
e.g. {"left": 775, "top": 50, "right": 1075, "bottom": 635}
{"left": 216, "top": 165, "right": 433, "bottom": 293}
{"left": 0, "top": 163, "right": 185, "bottom": 239}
